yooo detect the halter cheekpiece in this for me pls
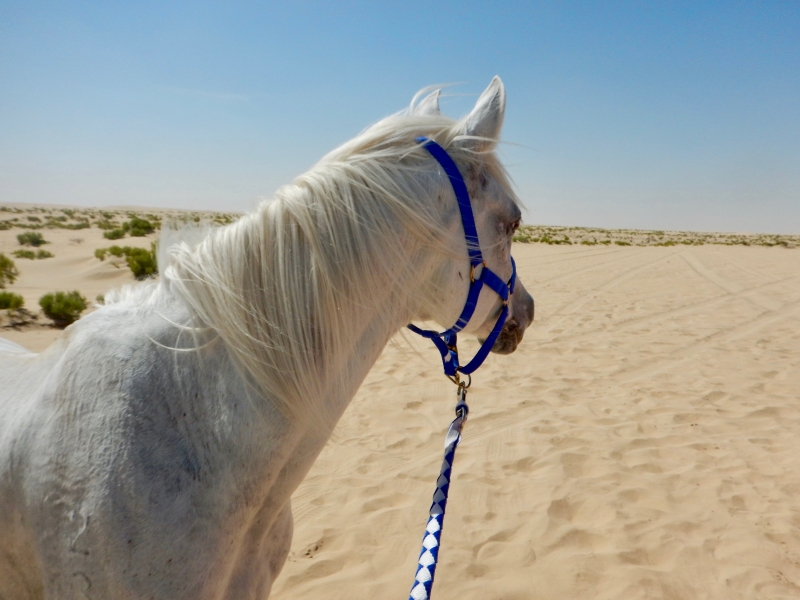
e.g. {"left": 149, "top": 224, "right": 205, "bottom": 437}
{"left": 407, "top": 137, "right": 517, "bottom": 381}
{"left": 405, "top": 137, "right": 517, "bottom": 600}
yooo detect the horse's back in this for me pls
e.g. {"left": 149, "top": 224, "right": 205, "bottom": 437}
{"left": 0, "top": 334, "right": 62, "bottom": 421}
{"left": 0, "top": 338, "right": 56, "bottom": 599}
{"left": 0, "top": 315, "right": 147, "bottom": 599}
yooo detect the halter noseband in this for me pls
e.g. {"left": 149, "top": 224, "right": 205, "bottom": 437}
{"left": 407, "top": 137, "right": 517, "bottom": 381}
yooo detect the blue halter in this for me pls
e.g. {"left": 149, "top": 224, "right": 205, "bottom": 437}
{"left": 407, "top": 137, "right": 517, "bottom": 380}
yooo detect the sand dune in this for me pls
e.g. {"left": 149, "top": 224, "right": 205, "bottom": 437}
{"left": 2, "top": 208, "right": 799, "bottom": 598}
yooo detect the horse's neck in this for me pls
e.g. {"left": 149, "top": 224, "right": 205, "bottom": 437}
{"left": 231, "top": 198, "right": 435, "bottom": 433}
{"left": 320, "top": 309, "right": 403, "bottom": 424}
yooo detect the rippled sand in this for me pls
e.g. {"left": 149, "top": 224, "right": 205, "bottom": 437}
{"left": 274, "top": 243, "right": 800, "bottom": 600}
{"left": 3, "top": 211, "right": 799, "bottom": 598}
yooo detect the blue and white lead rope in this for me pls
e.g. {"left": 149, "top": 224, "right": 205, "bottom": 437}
{"left": 408, "top": 392, "right": 468, "bottom": 600}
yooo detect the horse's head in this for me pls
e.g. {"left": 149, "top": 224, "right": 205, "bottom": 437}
{"left": 416, "top": 77, "right": 534, "bottom": 358}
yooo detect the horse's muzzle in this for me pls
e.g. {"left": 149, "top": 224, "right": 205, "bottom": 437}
{"left": 481, "top": 289, "right": 534, "bottom": 355}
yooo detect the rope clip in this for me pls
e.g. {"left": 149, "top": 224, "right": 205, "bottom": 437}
{"left": 455, "top": 382, "right": 469, "bottom": 420}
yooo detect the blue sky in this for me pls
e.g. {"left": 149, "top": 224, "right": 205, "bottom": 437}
{"left": 1, "top": 1, "right": 798, "bottom": 233}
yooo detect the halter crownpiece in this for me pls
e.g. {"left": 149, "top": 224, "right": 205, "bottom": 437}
{"left": 406, "top": 137, "right": 517, "bottom": 380}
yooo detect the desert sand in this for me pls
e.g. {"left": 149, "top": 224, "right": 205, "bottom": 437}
{"left": 2, "top": 206, "right": 800, "bottom": 599}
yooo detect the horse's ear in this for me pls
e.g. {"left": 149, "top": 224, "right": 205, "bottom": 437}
{"left": 414, "top": 89, "right": 441, "bottom": 116}
{"left": 461, "top": 76, "right": 506, "bottom": 149}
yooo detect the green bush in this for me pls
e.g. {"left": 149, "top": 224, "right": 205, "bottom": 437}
{"left": 52, "top": 221, "right": 90, "bottom": 230}
{"left": 126, "top": 245, "right": 158, "bottom": 279}
{"left": 39, "top": 291, "right": 88, "bottom": 327}
{"left": 0, "top": 254, "right": 18, "bottom": 288}
{"left": 103, "top": 228, "right": 126, "bottom": 240}
{"left": 95, "top": 219, "right": 118, "bottom": 230}
{"left": 94, "top": 244, "right": 158, "bottom": 279}
{"left": 126, "top": 217, "right": 155, "bottom": 237}
{"left": 0, "top": 291, "right": 24, "bottom": 310}
{"left": 17, "top": 231, "right": 48, "bottom": 246}
{"left": 12, "top": 249, "right": 53, "bottom": 260}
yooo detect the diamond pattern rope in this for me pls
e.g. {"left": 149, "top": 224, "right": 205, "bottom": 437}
{"left": 408, "top": 391, "right": 468, "bottom": 600}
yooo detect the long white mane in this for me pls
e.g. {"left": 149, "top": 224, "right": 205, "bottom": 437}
{"left": 146, "top": 108, "right": 518, "bottom": 427}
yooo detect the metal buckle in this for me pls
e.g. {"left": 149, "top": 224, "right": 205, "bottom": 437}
{"left": 469, "top": 261, "right": 487, "bottom": 283}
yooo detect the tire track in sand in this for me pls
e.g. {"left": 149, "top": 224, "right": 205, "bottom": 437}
{"left": 613, "top": 296, "right": 800, "bottom": 384}
{"left": 541, "top": 275, "right": 799, "bottom": 348}
{"left": 536, "top": 250, "right": 682, "bottom": 340}
{"left": 533, "top": 249, "right": 648, "bottom": 285}
{"left": 681, "top": 251, "right": 783, "bottom": 311}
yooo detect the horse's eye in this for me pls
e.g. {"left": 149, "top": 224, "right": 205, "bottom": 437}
{"left": 508, "top": 219, "right": 520, "bottom": 235}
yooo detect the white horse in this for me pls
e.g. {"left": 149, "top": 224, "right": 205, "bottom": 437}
{"left": 0, "top": 77, "right": 534, "bottom": 599}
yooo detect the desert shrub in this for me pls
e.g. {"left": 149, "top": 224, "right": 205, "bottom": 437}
{"left": 0, "top": 254, "right": 18, "bottom": 288}
{"left": 55, "top": 221, "right": 90, "bottom": 230}
{"left": 94, "top": 244, "right": 158, "bottom": 279}
{"left": 614, "top": 240, "right": 631, "bottom": 246}
{"left": 103, "top": 228, "right": 125, "bottom": 240}
{"left": 27, "top": 216, "right": 41, "bottom": 222}
{"left": 126, "top": 217, "right": 155, "bottom": 237}
{"left": 39, "top": 291, "right": 87, "bottom": 327}
{"left": 0, "top": 291, "right": 24, "bottom": 310}
{"left": 95, "top": 219, "right": 118, "bottom": 230}
{"left": 12, "top": 249, "right": 53, "bottom": 260}
{"left": 126, "top": 245, "right": 158, "bottom": 279}
{"left": 17, "top": 231, "right": 48, "bottom": 246}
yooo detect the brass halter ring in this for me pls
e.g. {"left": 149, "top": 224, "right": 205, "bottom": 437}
{"left": 447, "top": 372, "right": 471, "bottom": 389}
